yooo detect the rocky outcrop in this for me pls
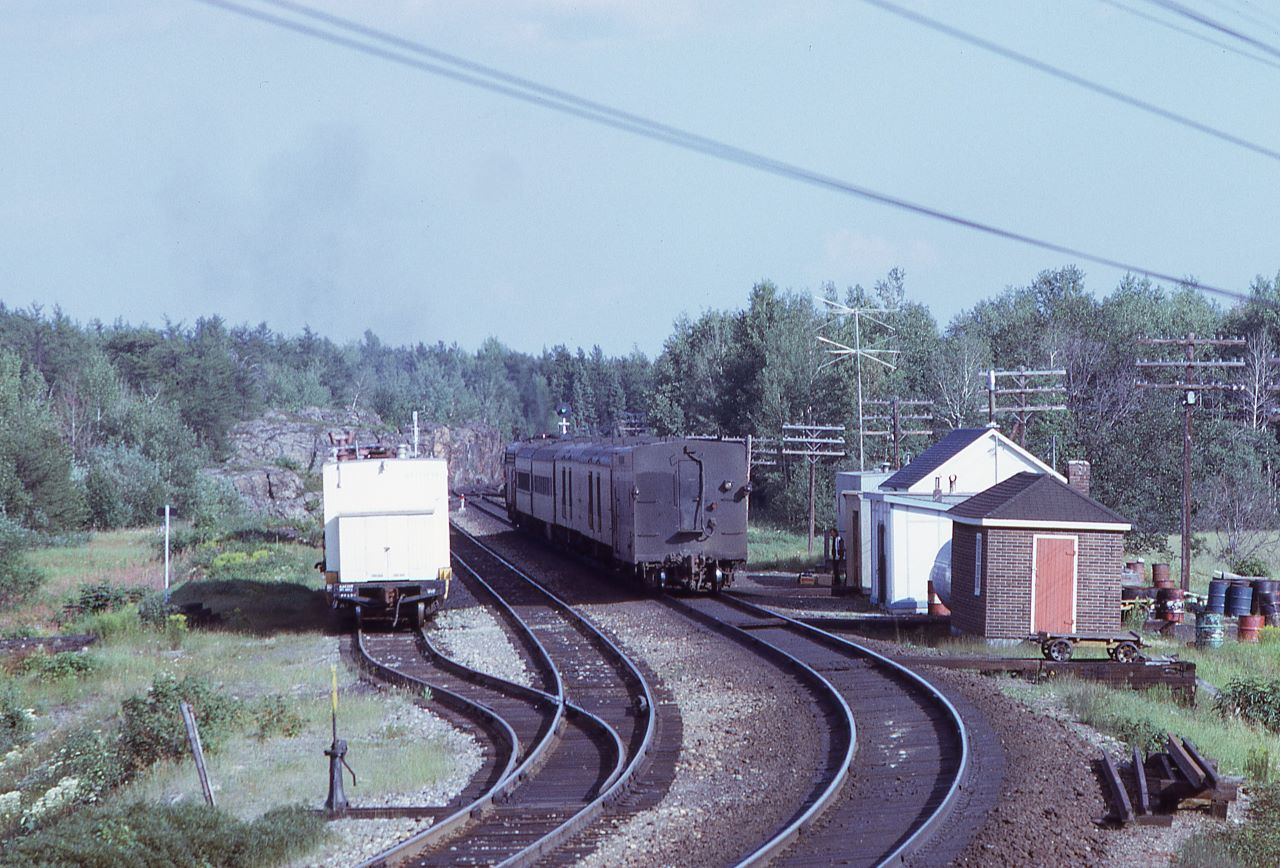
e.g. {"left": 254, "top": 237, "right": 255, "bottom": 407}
{"left": 213, "top": 408, "right": 507, "bottom": 519}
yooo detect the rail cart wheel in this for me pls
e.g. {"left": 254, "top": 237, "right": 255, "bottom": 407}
{"left": 412, "top": 601, "right": 427, "bottom": 630}
{"left": 1043, "top": 638, "right": 1074, "bottom": 662}
{"left": 1110, "top": 641, "right": 1140, "bottom": 663}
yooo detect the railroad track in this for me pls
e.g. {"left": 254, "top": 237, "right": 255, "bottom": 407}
{"left": 355, "top": 525, "right": 656, "bottom": 867}
{"left": 461, "top": 490, "right": 971, "bottom": 866}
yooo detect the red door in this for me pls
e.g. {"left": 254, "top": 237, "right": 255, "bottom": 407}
{"left": 1033, "top": 536, "right": 1076, "bottom": 633}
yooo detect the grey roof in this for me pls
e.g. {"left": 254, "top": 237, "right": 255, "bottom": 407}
{"left": 947, "top": 472, "right": 1128, "bottom": 526}
{"left": 881, "top": 428, "right": 989, "bottom": 490}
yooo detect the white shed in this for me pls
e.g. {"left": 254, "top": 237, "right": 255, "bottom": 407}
{"left": 859, "top": 426, "right": 1060, "bottom": 612}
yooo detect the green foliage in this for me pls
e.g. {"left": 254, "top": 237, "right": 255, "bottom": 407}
{"left": 74, "top": 606, "right": 143, "bottom": 644}
{"left": 73, "top": 581, "right": 136, "bottom": 614}
{"left": 0, "top": 801, "right": 324, "bottom": 867}
{"left": 1231, "top": 556, "right": 1271, "bottom": 578}
{"left": 249, "top": 695, "right": 305, "bottom": 740}
{"left": 1246, "top": 747, "right": 1273, "bottom": 784}
{"left": 163, "top": 613, "right": 188, "bottom": 649}
{"left": 136, "top": 590, "right": 175, "bottom": 629}
{"left": 1179, "top": 781, "right": 1280, "bottom": 868}
{"left": 19, "top": 651, "right": 97, "bottom": 682}
{"left": 0, "top": 681, "right": 33, "bottom": 754}
{"left": 1216, "top": 678, "right": 1280, "bottom": 733}
{"left": 0, "top": 515, "right": 45, "bottom": 605}
{"left": 119, "top": 674, "right": 245, "bottom": 772}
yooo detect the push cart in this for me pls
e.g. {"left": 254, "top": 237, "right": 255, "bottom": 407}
{"left": 1029, "top": 630, "right": 1144, "bottom": 663}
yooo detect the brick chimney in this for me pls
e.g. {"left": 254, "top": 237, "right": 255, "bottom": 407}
{"left": 1067, "top": 460, "right": 1091, "bottom": 497}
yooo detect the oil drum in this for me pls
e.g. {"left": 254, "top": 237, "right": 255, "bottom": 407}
{"left": 1195, "top": 612, "right": 1224, "bottom": 649}
{"left": 1206, "top": 579, "right": 1228, "bottom": 614}
{"left": 1238, "top": 613, "right": 1265, "bottom": 643}
{"left": 1226, "top": 581, "right": 1254, "bottom": 618}
{"left": 1156, "top": 587, "right": 1185, "bottom": 623}
{"left": 1152, "top": 563, "right": 1173, "bottom": 588}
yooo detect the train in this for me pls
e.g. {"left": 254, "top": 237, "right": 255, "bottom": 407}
{"left": 503, "top": 437, "right": 750, "bottom": 592}
{"left": 319, "top": 433, "right": 452, "bottom": 628}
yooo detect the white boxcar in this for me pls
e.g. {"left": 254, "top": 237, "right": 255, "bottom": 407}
{"left": 321, "top": 455, "right": 451, "bottom": 627}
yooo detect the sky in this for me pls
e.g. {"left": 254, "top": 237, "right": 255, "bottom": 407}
{"left": 2, "top": 0, "right": 1278, "bottom": 357}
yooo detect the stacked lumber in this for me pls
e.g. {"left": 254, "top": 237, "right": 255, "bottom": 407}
{"left": 1100, "top": 733, "right": 1238, "bottom": 826}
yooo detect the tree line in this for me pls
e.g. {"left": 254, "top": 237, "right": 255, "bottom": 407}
{"left": 3, "top": 265, "right": 1280, "bottom": 562}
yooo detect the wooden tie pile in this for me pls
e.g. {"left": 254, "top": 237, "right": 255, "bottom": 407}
{"left": 1100, "top": 733, "right": 1238, "bottom": 826}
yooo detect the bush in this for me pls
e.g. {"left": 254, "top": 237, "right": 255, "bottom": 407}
{"left": 137, "top": 590, "right": 175, "bottom": 629}
{"left": 1216, "top": 678, "right": 1280, "bottom": 734}
{"left": 0, "top": 682, "right": 33, "bottom": 754}
{"left": 163, "top": 613, "right": 188, "bottom": 649}
{"left": 1178, "top": 780, "right": 1280, "bottom": 867}
{"left": 19, "top": 651, "right": 97, "bottom": 682}
{"left": 119, "top": 674, "right": 244, "bottom": 772}
{"left": 1231, "top": 556, "right": 1271, "bottom": 578}
{"left": 250, "top": 695, "right": 305, "bottom": 740}
{"left": 0, "top": 801, "right": 324, "bottom": 867}
{"left": 0, "top": 516, "right": 45, "bottom": 605}
{"left": 13, "top": 726, "right": 127, "bottom": 831}
{"left": 75, "top": 606, "right": 143, "bottom": 644}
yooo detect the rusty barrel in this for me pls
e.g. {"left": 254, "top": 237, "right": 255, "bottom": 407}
{"left": 1152, "top": 563, "right": 1173, "bottom": 588}
{"left": 1226, "top": 581, "right": 1254, "bottom": 617}
{"left": 1195, "top": 612, "right": 1224, "bottom": 649}
{"left": 1251, "top": 579, "right": 1276, "bottom": 615}
{"left": 1156, "top": 587, "right": 1185, "bottom": 623}
{"left": 1238, "top": 613, "right": 1265, "bottom": 643}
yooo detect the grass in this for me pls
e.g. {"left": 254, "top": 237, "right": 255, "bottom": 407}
{"left": 748, "top": 524, "right": 825, "bottom": 571}
{"left": 1128, "top": 530, "right": 1280, "bottom": 596}
{"left": 0, "top": 528, "right": 474, "bottom": 862}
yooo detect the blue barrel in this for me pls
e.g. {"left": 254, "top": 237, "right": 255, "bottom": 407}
{"left": 1226, "top": 581, "right": 1254, "bottom": 617}
{"left": 1253, "top": 580, "right": 1277, "bottom": 615}
{"left": 1207, "top": 579, "right": 1228, "bottom": 614}
{"left": 1195, "top": 612, "right": 1225, "bottom": 648}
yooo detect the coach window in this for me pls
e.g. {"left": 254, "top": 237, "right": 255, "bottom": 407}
{"left": 588, "top": 471, "right": 595, "bottom": 530}
{"left": 561, "top": 468, "right": 566, "bottom": 517}
{"left": 596, "top": 474, "right": 603, "bottom": 530}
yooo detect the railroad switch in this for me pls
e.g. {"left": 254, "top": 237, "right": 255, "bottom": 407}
{"left": 324, "top": 738, "right": 357, "bottom": 812}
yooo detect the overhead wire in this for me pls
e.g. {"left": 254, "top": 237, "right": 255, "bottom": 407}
{"left": 188, "top": 0, "right": 1257, "bottom": 306}
{"left": 1142, "top": 0, "right": 1280, "bottom": 59}
{"left": 1098, "top": 0, "right": 1280, "bottom": 71}
{"left": 856, "top": 0, "right": 1280, "bottom": 163}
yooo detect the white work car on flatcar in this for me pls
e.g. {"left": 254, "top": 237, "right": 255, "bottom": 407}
{"left": 320, "top": 454, "right": 451, "bottom": 628}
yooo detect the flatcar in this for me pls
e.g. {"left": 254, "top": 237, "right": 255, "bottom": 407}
{"left": 503, "top": 437, "right": 749, "bottom": 592}
{"left": 318, "top": 437, "right": 452, "bottom": 628}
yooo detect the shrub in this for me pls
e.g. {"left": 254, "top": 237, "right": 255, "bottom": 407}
{"left": 250, "top": 695, "right": 305, "bottom": 740}
{"left": 75, "top": 606, "right": 143, "bottom": 644}
{"left": 163, "top": 613, "right": 188, "bottom": 649}
{"left": 0, "top": 801, "right": 324, "bottom": 867}
{"left": 119, "top": 674, "right": 244, "bottom": 772}
{"left": 1216, "top": 678, "right": 1280, "bottom": 734}
{"left": 0, "top": 516, "right": 45, "bottom": 606}
{"left": 1180, "top": 780, "right": 1280, "bottom": 867}
{"left": 19, "top": 651, "right": 97, "bottom": 682}
{"left": 0, "top": 682, "right": 32, "bottom": 754}
{"left": 137, "top": 590, "right": 175, "bottom": 629}
{"left": 1231, "top": 556, "right": 1271, "bottom": 578}
{"left": 13, "top": 726, "right": 127, "bottom": 831}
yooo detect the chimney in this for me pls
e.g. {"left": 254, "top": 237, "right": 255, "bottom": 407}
{"left": 1067, "top": 460, "right": 1091, "bottom": 497}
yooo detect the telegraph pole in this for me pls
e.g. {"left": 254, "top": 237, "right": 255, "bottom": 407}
{"left": 782, "top": 423, "right": 846, "bottom": 552}
{"left": 863, "top": 398, "right": 933, "bottom": 468}
{"left": 1137, "top": 334, "right": 1246, "bottom": 591}
{"left": 815, "top": 298, "right": 899, "bottom": 470}
{"left": 985, "top": 368, "right": 1068, "bottom": 445}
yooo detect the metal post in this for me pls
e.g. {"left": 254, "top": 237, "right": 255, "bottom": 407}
{"left": 164, "top": 504, "right": 171, "bottom": 600}
{"left": 855, "top": 312, "right": 864, "bottom": 471}
{"left": 1182, "top": 393, "right": 1193, "bottom": 592}
{"left": 179, "top": 701, "right": 215, "bottom": 807}
{"left": 987, "top": 368, "right": 996, "bottom": 424}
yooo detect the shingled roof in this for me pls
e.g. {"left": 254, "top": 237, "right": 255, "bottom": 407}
{"left": 881, "top": 428, "right": 990, "bottom": 490}
{"left": 947, "top": 472, "right": 1130, "bottom": 529}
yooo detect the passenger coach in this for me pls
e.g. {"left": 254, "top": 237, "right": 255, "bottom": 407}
{"left": 504, "top": 437, "right": 750, "bottom": 592}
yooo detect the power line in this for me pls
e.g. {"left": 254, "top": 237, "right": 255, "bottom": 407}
{"left": 857, "top": 0, "right": 1280, "bottom": 163}
{"left": 1099, "top": 0, "right": 1280, "bottom": 72}
{"left": 189, "top": 0, "right": 1256, "bottom": 307}
{"left": 1143, "top": 0, "right": 1280, "bottom": 60}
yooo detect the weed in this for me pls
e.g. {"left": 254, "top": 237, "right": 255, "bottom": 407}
{"left": 119, "top": 674, "right": 244, "bottom": 772}
{"left": 1261, "top": 626, "right": 1280, "bottom": 646}
{"left": 19, "top": 651, "right": 97, "bottom": 683}
{"left": 163, "top": 613, "right": 188, "bottom": 650}
{"left": 249, "top": 695, "right": 304, "bottom": 741}
{"left": 0, "top": 683, "right": 33, "bottom": 754}
{"left": 0, "top": 517, "right": 45, "bottom": 606}
{"left": 75, "top": 606, "right": 144, "bottom": 644}
{"left": 1246, "top": 747, "right": 1273, "bottom": 784}
{"left": 136, "top": 590, "right": 175, "bottom": 629}
{"left": 1180, "top": 781, "right": 1280, "bottom": 867}
{"left": 0, "top": 801, "right": 325, "bottom": 867}
{"left": 1216, "top": 678, "right": 1280, "bottom": 734}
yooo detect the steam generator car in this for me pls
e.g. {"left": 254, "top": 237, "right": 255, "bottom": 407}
{"left": 319, "top": 438, "right": 451, "bottom": 627}
{"left": 503, "top": 437, "right": 749, "bottom": 592}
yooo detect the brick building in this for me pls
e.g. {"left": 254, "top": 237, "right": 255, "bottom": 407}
{"left": 946, "top": 471, "right": 1130, "bottom": 639}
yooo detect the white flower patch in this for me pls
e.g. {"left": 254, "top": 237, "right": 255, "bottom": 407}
{"left": 20, "top": 776, "right": 80, "bottom": 828}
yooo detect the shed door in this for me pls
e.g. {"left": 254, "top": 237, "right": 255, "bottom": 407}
{"left": 1033, "top": 535, "right": 1077, "bottom": 633}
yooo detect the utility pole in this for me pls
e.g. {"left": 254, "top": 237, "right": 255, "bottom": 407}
{"left": 782, "top": 423, "right": 846, "bottom": 552}
{"left": 815, "top": 298, "right": 899, "bottom": 470}
{"left": 985, "top": 368, "right": 1068, "bottom": 445}
{"left": 1137, "top": 333, "right": 1246, "bottom": 591}
{"left": 863, "top": 398, "right": 933, "bottom": 468}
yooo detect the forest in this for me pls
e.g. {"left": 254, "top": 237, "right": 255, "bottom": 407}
{"left": 3, "top": 263, "right": 1280, "bottom": 569}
